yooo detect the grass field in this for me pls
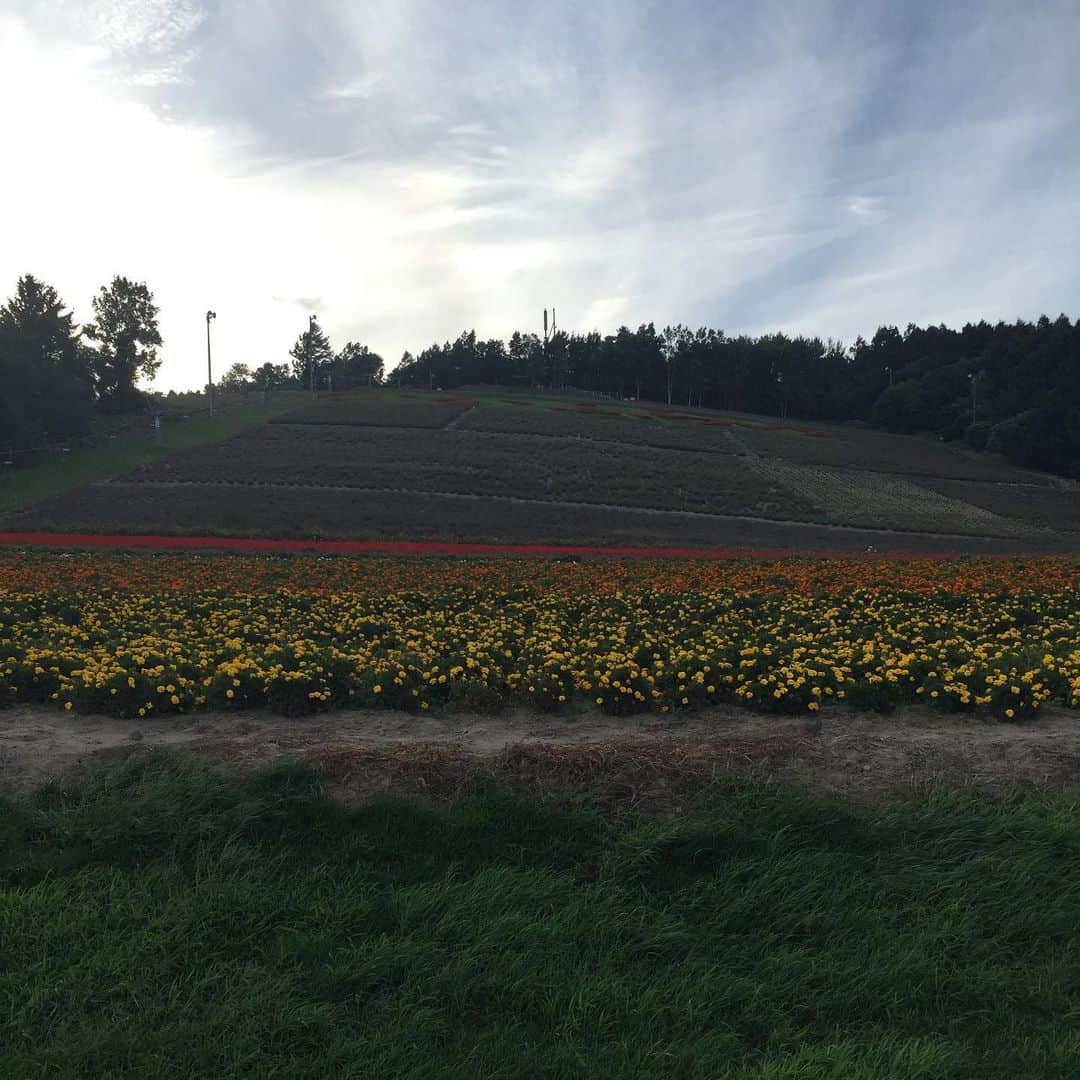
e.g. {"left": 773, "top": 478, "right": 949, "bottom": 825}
{"left": 2, "top": 389, "right": 1078, "bottom": 551}
{"left": 729, "top": 420, "right": 1044, "bottom": 482}
{"left": 0, "top": 394, "right": 309, "bottom": 515}
{"left": 3, "top": 755, "right": 1080, "bottom": 1078}
{"left": 272, "top": 392, "right": 475, "bottom": 428}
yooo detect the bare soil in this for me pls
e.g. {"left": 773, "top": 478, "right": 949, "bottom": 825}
{"left": 3, "top": 705, "right": 1079, "bottom": 809}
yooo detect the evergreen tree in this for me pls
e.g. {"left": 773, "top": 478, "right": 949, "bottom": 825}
{"left": 289, "top": 318, "right": 335, "bottom": 389}
{"left": 0, "top": 274, "right": 93, "bottom": 447}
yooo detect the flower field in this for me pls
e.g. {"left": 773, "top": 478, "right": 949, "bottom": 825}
{"left": 2, "top": 551, "right": 1078, "bottom": 721}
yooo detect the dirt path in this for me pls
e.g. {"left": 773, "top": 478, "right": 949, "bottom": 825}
{"left": 442, "top": 402, "right": 479, "bottom": 429}
{"left": 3, "top": 704, "right": 1078, "bottom": 806}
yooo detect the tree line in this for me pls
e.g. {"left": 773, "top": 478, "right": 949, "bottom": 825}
{"left": 392, "top": 317, "right": 1080, "bottom": 475}
{"left": 1, "top": 274, "right": 161, "bottom": 451}
{"left": 3, "top": 269, "right": 1076, "bottom": 476}
{"left": 216, "top": 320, "right": 384, "bottom": 393}
{"left": 0, "top": 276, "right": 387, "bottom": 453}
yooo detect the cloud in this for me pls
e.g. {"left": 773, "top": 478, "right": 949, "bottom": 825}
{"left": 0, "top": 0, "right": 1077, "bottom": 389}
{"left": 273, "top": 296, "right": 328, "bottom": 313}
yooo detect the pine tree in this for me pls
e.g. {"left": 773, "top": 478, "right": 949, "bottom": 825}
{"left": 289, "top": 319, "right": 335, "bottom": 389}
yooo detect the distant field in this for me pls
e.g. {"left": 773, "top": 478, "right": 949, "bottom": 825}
{"left": 272, "top": 393, "right": 474, "bottom": 428}
{"left": 0, "top": 394, "right": 309, "bottom": 514}
{"left": 917, "top": 477, "right": 1080, "bottom": 533}
{"left": 751, "top": 460, "right": 1035, "bottom": 538}
{"left": 2, "top": 389, "right": 1077, "bottom": 552}
{"left": 730, "top": 420, "right": 1044, "bottom": 482}
{"left": 8, "top": 483, "right": 1074, "bottom": 554}
{"left": 132, "top": 425, "right": 811, "bottom": 519}
{"left": 459, "top": 398, "right": 740, "bottom": 453}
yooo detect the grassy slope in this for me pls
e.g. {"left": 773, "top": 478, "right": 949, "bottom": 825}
{"left": 2, "top": 756, "right": 1080, "bottom": 1078}
{"left": 0, "top": 395, "right": 309, "bottom": 514}
{"left": 4, "top": 389, "right": 1075, "bottom": 549}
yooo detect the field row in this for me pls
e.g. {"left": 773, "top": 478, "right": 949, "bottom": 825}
{"left": 272, "top": 395, "right": 475, "bottom": 428}
{"left": 459, "top": 399, "right": 1046, "bottom": 482}
{"left": 458, "top": 400, "right": 742, "bottom": 453}
{"left": 259, "top": 392, "right": 1047, "bottom": 485}
{"left": 122, "top": 426, "right": 818, "bottom": 520}
{"left": 3, "top": 555, "right": 1078, "bottom": 720}
{"left": 6, "top": 484, "right": 1068, "bottom": 553}
{"left": 5, "top": 551, "right": 1077, "bottom": 595}
{"left": 57, "top": 420, "right": 1073, "bottom": 539}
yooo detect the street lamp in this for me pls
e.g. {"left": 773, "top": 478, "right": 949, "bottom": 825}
{"left": 206, "top": 310, "right": 217, "bottom": 416}
{"left": 968, "top": 371, "right": 982, "bottom": 419}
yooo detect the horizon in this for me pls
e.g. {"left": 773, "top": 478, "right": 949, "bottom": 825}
{"left": 1, "top": 0, "right": 1078, "bottom": 392}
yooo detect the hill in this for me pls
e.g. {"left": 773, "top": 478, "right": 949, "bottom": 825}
{"left": 3, "top": 388, "right": 1078, "bottom": 553}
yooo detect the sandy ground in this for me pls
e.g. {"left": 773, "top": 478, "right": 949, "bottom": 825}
{"left": 3, "top": 704, "right": 1080, "bottom": 807}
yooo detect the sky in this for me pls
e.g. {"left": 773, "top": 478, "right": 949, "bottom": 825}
{"left": 1, "top": 1, "right": 1078, "bottom": 391}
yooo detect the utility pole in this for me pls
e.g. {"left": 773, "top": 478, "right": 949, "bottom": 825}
{"left": 206, "top": 310, "right": 217, "bottom": 416}
{"left": 968, "top": 370, "right": 982, "bottom": 419}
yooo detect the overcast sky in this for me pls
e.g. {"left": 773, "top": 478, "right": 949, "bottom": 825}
{"left": 1, "top": 1, "right": 1078, "bottom": 390}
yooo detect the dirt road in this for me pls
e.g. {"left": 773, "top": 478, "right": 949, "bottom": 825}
{"left": 3, "top": 704, "right": 1079, "bottom": 807}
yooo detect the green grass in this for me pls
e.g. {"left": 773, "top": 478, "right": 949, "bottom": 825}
{"left": 0, "top": 395, "right": 308, "bottom": 514}
{"left": 3, "top": 756, "right": 1080, "bottom": 1077}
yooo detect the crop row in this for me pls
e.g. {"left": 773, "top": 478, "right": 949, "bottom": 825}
{"left": 3, "top": 576, "right": 1077, "bottom": 720}
{"left": 128, "top": 426, "right": 815, "bottom": 520}
{"left": 458, "top": 401, "right": 741, "bottom": 453}
{"left": 271, "top": 397, "right": 474, "bottom": 428}
{"left": 3, "top": 551, "right": 1077, "bottom": 597}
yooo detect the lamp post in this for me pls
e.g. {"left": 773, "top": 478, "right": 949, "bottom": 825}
{"left": 968, "top": 371, "right": 982, "bottom": 419}
{"left": 206, "top": 310, "right": 217, "bottom": 416}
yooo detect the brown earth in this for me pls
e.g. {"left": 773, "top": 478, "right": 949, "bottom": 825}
{"left": 3, "top": 704, "right": 1079, "bottom": 810}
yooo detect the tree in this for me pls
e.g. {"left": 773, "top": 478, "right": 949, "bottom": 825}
{"left": 332, "top": 341, "right": 384, "bottom": 388}
{"left": 253, "top": 361, "right": 292, "bottom": 390}
{"left": 0, "top": 274, "right": 94, "bottom": 447}
{"left": 219, "top": 362, "right": 253, "bottom": 391}
{"left": 289, "top": 319, "right": 334, "bottom": 390}
{"left": 85, "top": 276, "right": 162, "bottom": 411}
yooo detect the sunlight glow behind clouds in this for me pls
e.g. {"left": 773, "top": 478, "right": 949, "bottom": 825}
{"left": 1, "top": 0, "right": 1078, "bottom": 390}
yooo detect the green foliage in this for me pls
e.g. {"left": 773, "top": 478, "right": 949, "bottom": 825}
{"left": 3, "top": 758, "right": 1080, "bottom": 1076}
{"left": 0, "top": 274, "right": 94, "bottom": 448}
{"left": 965, "top": 420, "right": 993, "bottom": 451}
{"left": 218, "top": 361, "right": 253, "bottom": 390}
{"left": 333, "top": 340, "right": 384, "bottom": 387}
{"left": 393, "top": 315, "right": 1080, "bottom": 477}
{"left": 84, "top": 275, "right": 162, "bottom": 411}
{"left": 988, "top": 404, "right": 1080, "bottom": 476}
{"left": 288, "top": 318, "right": 335, "bottom": 388}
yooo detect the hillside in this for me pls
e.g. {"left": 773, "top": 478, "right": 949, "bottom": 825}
{"left": 3, "top": 388, "right": 1078, "bottom": 553}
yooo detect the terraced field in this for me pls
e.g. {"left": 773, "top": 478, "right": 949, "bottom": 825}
{"left": 2, "top": 389, "right": 1077, "bottom": 552}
